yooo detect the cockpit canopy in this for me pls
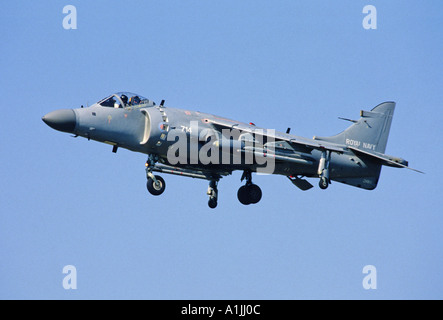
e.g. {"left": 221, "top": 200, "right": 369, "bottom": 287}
{"left": 97, "top": 92, "right": 156, "bottom": 109}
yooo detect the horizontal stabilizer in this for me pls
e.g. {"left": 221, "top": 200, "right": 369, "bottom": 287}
{"left": 348, "top": 146, "right": 424, "bottom": 174}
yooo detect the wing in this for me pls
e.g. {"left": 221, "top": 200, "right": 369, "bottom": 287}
{"left": 207, "top": 118, "right": 423, "bottom": 173}
{"left": 206, "top": 118, "right": 345, "bottom": 154}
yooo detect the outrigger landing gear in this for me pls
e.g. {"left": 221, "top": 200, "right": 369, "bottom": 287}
{"left": 145, "top": 155, "right": 166, "bottom": 196}
{"left": 237, "top": 170, "right": 262, "bottom": 205}
{"left": 318, "top": 150, "right": 331, "bottom": 190}
{"left": 207, "top": 179, "right": 219, "bottom": 209}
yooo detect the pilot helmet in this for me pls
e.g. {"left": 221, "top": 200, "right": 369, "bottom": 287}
{"left": 120, "top": 94, "right": 128, "bottom": 105}
{"left": 130, "top": 96, "right": 141, "bottom": 105}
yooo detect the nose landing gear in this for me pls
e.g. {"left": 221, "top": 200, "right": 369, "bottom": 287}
{"left": 145, "top": 155, "right": 166, "bottom": 196}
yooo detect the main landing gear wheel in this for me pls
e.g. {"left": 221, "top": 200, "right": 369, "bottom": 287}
{"left": 237, "top": 170, "right": 262, "bottom": 205}
{"left": 147, "top": 175, "right": 166, "bottom": 196}
{"left": 237, "top": 184, "right": 262, "bottom": 205}
{"left": 208, "top": 198, "right": 217, "bottom": 209}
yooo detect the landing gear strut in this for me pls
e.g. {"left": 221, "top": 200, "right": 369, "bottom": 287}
{"left": 237, "top": 170, "right": 262, "bottom": 205}
{"left": 207, "top": 179, "right": 218, "bottom": 209}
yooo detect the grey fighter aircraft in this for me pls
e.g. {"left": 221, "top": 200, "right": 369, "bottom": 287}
{"left": 42, "top": 92, "right": 422, "bottom": 208}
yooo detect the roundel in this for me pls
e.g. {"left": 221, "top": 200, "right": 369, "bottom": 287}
{"left": 159, "top": 122, "right": 167, "bottom": 131}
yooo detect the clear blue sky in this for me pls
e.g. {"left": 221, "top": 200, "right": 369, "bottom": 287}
{"left": 1, "top": 0, "right": 441, "bottom": 299}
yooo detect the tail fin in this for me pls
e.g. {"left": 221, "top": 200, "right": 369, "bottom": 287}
{"left": 314, "top": 102, "right": 395, "bottom": 153}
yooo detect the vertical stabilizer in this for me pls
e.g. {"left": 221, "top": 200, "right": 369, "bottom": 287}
{"left": 314, "top": 102, "right": 395, "bottom": 154}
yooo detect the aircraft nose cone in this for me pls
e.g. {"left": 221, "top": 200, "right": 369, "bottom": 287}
{"left": 42, "top": 109, "right": 77, "bottom": 133}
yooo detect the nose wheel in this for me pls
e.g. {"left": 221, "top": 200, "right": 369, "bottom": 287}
{"left": 145, "top": 155, "right": 166, "bottom": 196}
{"left": 147, "top": 175, "right": 166, "bottom": 196}
{"left": 237, "top": 170, "right": 262, "bottom": 205}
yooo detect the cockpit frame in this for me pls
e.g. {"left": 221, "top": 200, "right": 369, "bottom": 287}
{"left": 97, "top": 92, "right": 156, "bottom": 109}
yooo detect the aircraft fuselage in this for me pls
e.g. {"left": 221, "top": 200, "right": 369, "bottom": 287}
{"left": 42, "top": 93, "right": 417, "bottom": 208}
